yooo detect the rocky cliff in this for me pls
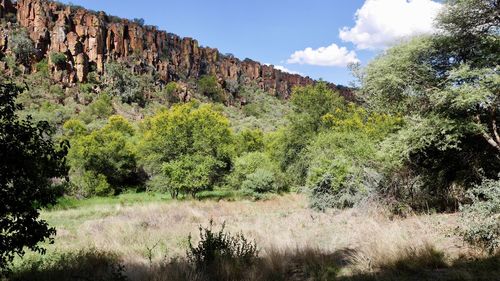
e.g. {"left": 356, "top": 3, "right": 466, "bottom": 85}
{"left": 0, "top": 0, "right": 350, "bottom": 99}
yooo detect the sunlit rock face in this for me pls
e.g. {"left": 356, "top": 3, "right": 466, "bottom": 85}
{"left": 1, "top": 0, "right": 351, "bottom": 99}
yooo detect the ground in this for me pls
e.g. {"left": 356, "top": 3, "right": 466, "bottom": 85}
{"left": 9, "top": 193, "right": 500, "bottom": 281}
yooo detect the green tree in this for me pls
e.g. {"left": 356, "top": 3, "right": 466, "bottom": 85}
{"left": 65, "top": 115, "right": 140, "bottom": 196}
{"left": 140, "top": 103, "right": 233, "bottom": 198}
{"left": 362, "top": 0, "right": 500, "bottom": 210}
{"left": 198, "top": 75, "right": 226, "bottom": 103}
{"left": 271, "top": 82, "right": 346, "bottom": 185}
{"left": 0, "top": 83, "right": 67, "bottom": 272}
{"left": 9, "top": 29, "right": 35, "bottom": 65}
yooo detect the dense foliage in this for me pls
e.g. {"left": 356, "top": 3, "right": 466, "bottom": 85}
{"left": 140, "top": 103, "right": 233, "bottom": 198}
{"left": 65, "top": 115, "right": 142, "bottom": 196}
{"left": 0, "top": 83, "right": 67, "bottom": 272}
{"left": 460, "top": 177, "right": 500, "bottom": 254}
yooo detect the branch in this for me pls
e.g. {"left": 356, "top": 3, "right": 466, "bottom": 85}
{"left": 492, "top": 107, "right": 500, "bottom": 144}
{"left": 475, "top": 115, "right": 500, "bottom": 153}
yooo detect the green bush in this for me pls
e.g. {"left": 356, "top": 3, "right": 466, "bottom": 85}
{"left": 50, "top": 52, "right": 67, "bottom": 67}
{"left": 241, "top": 169, "right": 276, "bottom": 194}
{"left": 460, "top": 176, "right": 500, "bottom": 254}
{"left": 140, "top": 103, "right": 233, "bottom": 198}
{"left": 187, "top": 220, "right": 258, "bottom": 269}
{"left": 234, "top": 128, "right": 264, "bottom": 155}
{"left": 198, "top": 75, "right": 226, "bottom": 103}
{"left": 10, "top": 249, "right": 126, "bottom": 281}
{"left": 72, "top": 171, "right": 113, "bottom": 197}
{"left": 65, "top": 115, "right": 140, "bottom": 197}
{"left": 104, "top": 62, "right": 148, "bottom": 105}
{"left": 9, "top": 29, "right": 35, "bottom": 65}
{"left": 227, "top": 152, "right": 285, "bottom": 194}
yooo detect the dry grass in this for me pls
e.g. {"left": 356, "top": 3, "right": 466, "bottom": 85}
{"left": 13, "top": 194, "right": 494, "bottom": 280}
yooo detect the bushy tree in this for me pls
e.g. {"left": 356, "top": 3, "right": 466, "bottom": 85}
{"left": 103, "top": 62, "right": 149, "bottom": 105}
{"left": 234, "top": 128, "right": 264, "bottom": 156}
{"left": 0, "top": 83, "right": 67, "bottom": 272}
{"left": 271, "top": 82, "right": 346, "bottom": 185}
{"left": 65, "top": 115, "right": 140, "bottom": 196}
{"left": 198, "top": 75, "right": 226, "bottom": 103}
{"left": 361, "top": 0, "right": 500, "bottom": 210}
{"left": 9, "top": 29, "right": 35, "bottom": 65}
{"left": 460, "top": 176, "right": 500, "bottom": 254}
{"left": 227, "top": 152, "right": 285, "bottom": 195}
{"left": 50, "top": 52, "right": 67, "bottom": 68}
{"left": 140, "top": 103, "right": 233, "bottom": 198}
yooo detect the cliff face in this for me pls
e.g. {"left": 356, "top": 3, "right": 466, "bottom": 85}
{"left": 0, "top": 0, "right": 349, "bottom": 99}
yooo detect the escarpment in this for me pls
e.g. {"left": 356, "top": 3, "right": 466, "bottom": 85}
{"left": 0, "top": 0, "right": 351, "bottom": 99}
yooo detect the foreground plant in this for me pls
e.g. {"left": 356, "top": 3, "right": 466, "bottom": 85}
{"left": 460, "top": 176, "right": 500, "bottom": 254}
{"left": 0, "top": 83, "right": 67, "bottom": 273}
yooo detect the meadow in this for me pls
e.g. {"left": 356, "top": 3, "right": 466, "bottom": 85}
{"left": 9, "top": 194, "right": 499, "bottom": 281}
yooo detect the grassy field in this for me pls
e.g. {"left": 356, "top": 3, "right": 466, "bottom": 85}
{"left": 8, "top": 194, "right": 500, "bottom": 281}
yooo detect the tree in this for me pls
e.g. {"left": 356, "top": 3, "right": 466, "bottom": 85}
{"left": 271, "top": 82, "right": 346, "bottom": 185}
{"left": 0, "top": 83, "right": 67, "bottom": 272}
{"left": 362, "top": 0, "right": 500, "bottom": 210}
{"left": 140, "top": 103, "right": 233, "bottom": 198}
{"left": 65, "top": 115, "right": 140, "bottom": 196}
{"left": 198, "top": 75, "right": 226, "bottom": 103}
{"left": 9, "top": 29, "right": 35, "bottom": 65}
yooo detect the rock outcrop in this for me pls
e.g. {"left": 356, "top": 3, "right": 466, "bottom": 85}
{"left": 0, "top": 0, "right": 350, "bottom": 99}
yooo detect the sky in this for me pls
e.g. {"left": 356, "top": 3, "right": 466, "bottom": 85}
{"left": 61, "top": 0, "right": 443, "bottom": 86}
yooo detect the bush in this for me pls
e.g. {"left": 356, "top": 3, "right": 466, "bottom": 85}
{"left": 227, "top": 152, "right": 285, "bottom": 194}
{"left": 460, "top": 176, "right": 500, "bottom": 254}
{"left": 9, "top": 29, "right": 35, "bottom": 65}
{"left": 104, "top": 62, "right": 147, "bottom": 104}
{"left": 10, "top": 249, "right": 126, "bottom": 281}
{"left": 140, "top": 103, "right": 233, "bottom": 198}
{"left": 234, "top": 128, "right": 264, "bottom": 156}
{"left": 187, "top": 220, "right": 258, "bottom": 269}
{"left": 198, "top": 75, "right": 226, "bottom": 103}
{"left": 306, "top": 131, "right": 382, "bottom": 211}
{"left": 50, "top": 52, "right": 67, "bottom": 67}
{"left": 241, "top": 169, "right": 276, "bottom": 194}
{"left": 73, "top": 171, "right": 113, "bottom": 197}
{"left": 65, "top": 115, "right": 140, "bottom": 197}
{"left": 0, "top": 83, "right": 67, "bottom": 272}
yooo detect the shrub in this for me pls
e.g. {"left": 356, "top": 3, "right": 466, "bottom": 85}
{"left": 227, "top": 152, "right": 285, "bottom": 194}
{"left": 104, "top": 62, "right": 146, "bottom": 104}
{"left": 9, "top": 29, "right": 35, "bottom": 65}
{"left": 0, "top": 83, "right": 67, "bottom": 272}
{"left": 140, "top": 103, "right": 233, "bottom": 198}
{"left": 242, "top": 169, "right": 276, "bottom": 194}
{"left": 460, "top": 176, "right": 500, "bottom": 254}
{"left": 66, "top": 115, "right": 140, "bottom": 197}
{"left": 50, "top": 52, "right": 67, "bottom": 67}
{"left": 79, "top": 171, "right": 113, "bottom": 196}
{"left": 10, "top": 249, "right": 126, "bottom": 281}
{"left": 234, "top": 128, "right": 264, "bottom": 156}
{"left": 156, "top": 81, "right": 181, "bottom": 104}
{"left": 306, "top": 131, "right": 382, "bottom": 211}
{"left": 198, "top": 75, "right": 226, "bottom": 103}
{"left": 187, "top": 220, "right": 258, "bottom": 269}
{"left": 133, "top": 18, "right": 145, "bottom": 26}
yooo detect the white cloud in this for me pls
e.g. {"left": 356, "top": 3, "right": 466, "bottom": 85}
{"left": 339, "top": 0, "right": 443, "bottom": 50}
{"left": 274, "top": 65, "right": 303, "bottom": 75}
{"left": 286, "top": 43, "right": 359, "bottom": 67}
{"left": 264, "top": 63, "right": 303, "bottom": 75}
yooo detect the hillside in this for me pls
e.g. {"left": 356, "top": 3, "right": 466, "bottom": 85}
{"left": 0, "top": 0, "right": 350, "bottom": 101}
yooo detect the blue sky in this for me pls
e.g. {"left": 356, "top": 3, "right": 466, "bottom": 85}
{"left": 61, "top": 0, "right": 442, "bottom": 85}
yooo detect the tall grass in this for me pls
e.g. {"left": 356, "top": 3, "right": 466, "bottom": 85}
{"left": 7, "top": 194, "right": 497, "bottom": 281}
